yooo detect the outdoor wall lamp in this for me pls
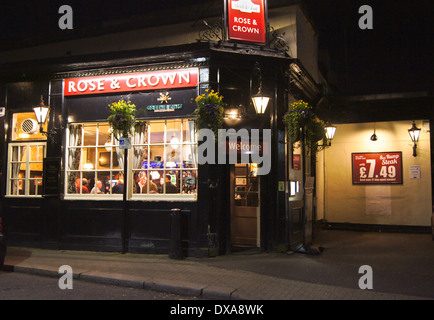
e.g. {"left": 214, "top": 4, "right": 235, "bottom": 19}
{"left": 251, "top": 62, "right": 271, "bottom": 114}
{"left": 33, "top": 95, "right": 62, "bottom": 143}
{"left": 408, "top": 121, "right": 421, "bottom": 157}
{"left": 324, "top": 124, "right": 337, "bottom": 146}
{"left": 33, "top": 96, "right": 50, "bottom": 134}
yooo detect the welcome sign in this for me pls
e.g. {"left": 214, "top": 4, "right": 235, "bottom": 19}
{"left": 227, "top": 0, "right": 267, "bottom": 44}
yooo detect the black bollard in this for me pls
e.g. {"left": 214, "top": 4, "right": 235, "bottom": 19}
{"left": 169, "top": 208, "right": 183, "bottom": 259}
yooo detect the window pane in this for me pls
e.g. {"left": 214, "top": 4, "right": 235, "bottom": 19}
{"left": 68, "top": 147, "right": 82, "bottom": 170}
{"left": 83, "top": 124, "right": 97, "bottom": 146}
{"left": 182, "top": 144, "right": 197, "bottom": 168}
{"left": 76, "top": 176, "right": 90, "bottom": 194}
{"left": 97, "top": 171, "right": 111, "bottom": 194}
{"left": 82, "top": 147, "right": 96, "bottom": 170}
{"left": 133, "top": 146, "right": 148, "bottom": 170}
{"left": 29, "top": 145, "right": 45, "bottom": 162}
{"left": 29, "top": 178, "right": 43, "bottom": 196}
{"left": 135, "top": 171, "right": 159, "bottom": 194}
{"left": 67, "top": 172, "right": 79, "bottom": 194}
{"left": 166, "top": 148, "right": 181, "bottom": 168}
{"left": 149, "top": 145, "right": 164, "bottom": 168}
{"left": 97, "top": 147, "right": 113, "bottom": 169}
{"left": 11, "top": 145, "right": 26, "bottom": 163}
{"left": 98, "top": 124, "right": 112, "bottom": 147}
{"left": 111, "top": 171, "right": 125, "bottom": 194}
{"left": 10, "top": 179, "right": 25, "bottom": 195}
{"left": 149, "top": 170, "right": 164, "bottom": 193}
{"left": 165, "top": 170, "right": 180, "bottom": 194}
{"left": 182, "top": 170, "right": 197, "bottom": 195}
{"left": 183, "top": 120, "right": 196, "bottom": 144}
{"left": 166, "top": 120, "right": 182, "bottom": 144}
{"left": 149, "top": 121, "right": 165, "bottom": 143}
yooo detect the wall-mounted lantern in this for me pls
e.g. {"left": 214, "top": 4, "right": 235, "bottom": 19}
{"left": 408, "top": 121, "right": 421, "bottom": 157}
{"left": 325, "top": 124, "right": 337, "bottom": 146}
{"left": 251, "top": 62, "right": 271, "bottom": 114}
{"left": 33, "top": 96, "right": 50, "bottom": 134}
{"left": 33, "top": 95, "right": 63, "bottom": 143}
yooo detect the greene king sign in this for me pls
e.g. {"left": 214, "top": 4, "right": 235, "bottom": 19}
{"left": 64, "top": 68, "right": 198, "bottom": 96}
{"left": 227, "top": 0, "right": 267, "bottom": 44}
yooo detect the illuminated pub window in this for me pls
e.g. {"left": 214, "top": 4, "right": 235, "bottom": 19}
{"left": 65, "top": 119, "right": 198, "bottom": 199}
{"left": 131, "top": 118, "right": 198, "bottom": 200}
{"left": 65, "top": 122, "right": 123, "bottom": 196}
{"left": 7, "top": 113, "right": 47, "bottom": 196}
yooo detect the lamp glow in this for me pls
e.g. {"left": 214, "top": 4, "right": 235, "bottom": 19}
{"left": 251, "top": 95, "right": 270, "bottom": 114}
{"left": 325, "top": 126, "right": 337, "bottom": 140}
{"left": 170, "top": 136, "right": 180, "bottom": 149}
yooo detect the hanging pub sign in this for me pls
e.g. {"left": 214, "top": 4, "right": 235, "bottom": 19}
{"left": 226, "top": 0, "right": 267, "bottom": 44}
{"left": 64, "top": 68, "right": 198, "bottom": 96}
{"left": 352, "top": 152, "right": 403, "bottom": 185}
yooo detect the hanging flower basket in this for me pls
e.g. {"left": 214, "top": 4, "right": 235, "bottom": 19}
{"left": 193, "top": 90, "right": 226, "bottom": 138}
{"left": 283, "top": 100, "right": 326, "bottom": 153}
{"left": 107, "top": 99, "right": 137, "bottom": 140}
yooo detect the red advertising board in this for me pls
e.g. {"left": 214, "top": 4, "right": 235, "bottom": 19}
{"left": 64, "top": 68, "right": 198, "bottom": 96}
{"left": 227, "top": 0, "right": 267, "bottom": 44}
{"left": 293, "top": 154, "right": 301, "bottom": 170}
{"left": 352, "top": 152, "right": 403, "bottom": 184}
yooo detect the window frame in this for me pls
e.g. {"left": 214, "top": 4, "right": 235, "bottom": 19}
{"left": 64, "top": 122, "right": 123, "bottom": 200}
{"left": 130, "top": 118, "right": 198, "bottom": 201}
{"left": 6, "top": 141, "right": 47, "bottom": 197}
{"left": 64, "top": 119, "right": 198, "bottom": 201}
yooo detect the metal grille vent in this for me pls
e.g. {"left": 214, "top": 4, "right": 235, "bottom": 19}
{"left": 21, "top": 118, "right": 39, "bottom": 134}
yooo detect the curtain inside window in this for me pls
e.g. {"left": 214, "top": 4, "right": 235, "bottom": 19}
{"left": 133, "top": 121, "right": 148, "bottom": 169}
{"left": 11, "top": 146, "right": 26, "bottom": 195}
{"left": 115, "top": 134, "right": 124, "bottom": 173}
{"left": 188, "top": 120, "right": 197, "bottom": 166}
{"left": 68, "top": 125, "right": 82, "bottom": 193}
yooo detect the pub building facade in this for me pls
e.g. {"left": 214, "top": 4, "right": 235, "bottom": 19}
{"left": 0, "top": 2, "right": 336, "bottom": 257}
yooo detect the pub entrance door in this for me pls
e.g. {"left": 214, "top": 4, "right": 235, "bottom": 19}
{"left": 230, "top": 163, "right": 260, "bottom": 249}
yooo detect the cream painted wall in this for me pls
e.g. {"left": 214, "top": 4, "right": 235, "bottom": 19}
{"left": 316, "top": 120, "right": 432, "bottom": 227}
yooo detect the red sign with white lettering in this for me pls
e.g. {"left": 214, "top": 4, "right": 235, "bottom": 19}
{"left": 352, "top": 152, "right": 403, "bottom": 184}
{"left": 64, "top": 68, "right": 198, "bottom": 96}
{"left": 227, "top": 0, "right": 267, "bottom": 44}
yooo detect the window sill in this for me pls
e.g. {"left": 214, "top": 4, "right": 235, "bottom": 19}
{"left": 62, "top": 194, "right": 197, "bottom": 201}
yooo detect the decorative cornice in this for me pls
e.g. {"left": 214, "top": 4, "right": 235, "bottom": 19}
{"left": 53, "top": 61, "right": 209, "bottom": 79}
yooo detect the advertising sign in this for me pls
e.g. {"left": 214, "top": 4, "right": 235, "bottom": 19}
{"left": 352, "top": 152, "right": 403, "bottom": 184}
{"left": 43, "top": 157, "right": 61, "bottom": 197}
{"left": 227, "top": 0, "right": 267, "bottom": 44}
{"left": 64, "top": 68, "right": 198, "bottom": 96}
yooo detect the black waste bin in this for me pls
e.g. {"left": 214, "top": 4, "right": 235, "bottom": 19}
{"left": 169, "top": 208, "right": 183, "bottom": 259}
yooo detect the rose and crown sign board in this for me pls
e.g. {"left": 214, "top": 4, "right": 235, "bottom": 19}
{"left": 226, "top": 0, "right": 267, "bottom": 44}
{"left": 64, "top": 68, "right": 198, "bottom": 96}
{"left": 352, "top": 152, "right": 403, "bottom": 185}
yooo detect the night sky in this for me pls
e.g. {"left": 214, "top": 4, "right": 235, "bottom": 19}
{"left": 305, "top": 0, "right": 433, "bottom": 95}
{"left": 0, "top": 0, "right": 432, "bottom": 96}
